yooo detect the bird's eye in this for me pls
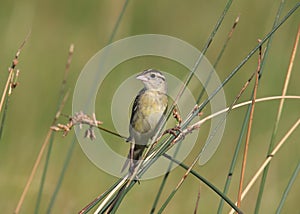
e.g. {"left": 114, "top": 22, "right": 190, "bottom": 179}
{"left": 150, "top": 73, "right": 156, "bottom": 78}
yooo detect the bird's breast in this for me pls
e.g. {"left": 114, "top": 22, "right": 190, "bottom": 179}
{"left": 133, "top": 91, "right": 167, "bottom": 135}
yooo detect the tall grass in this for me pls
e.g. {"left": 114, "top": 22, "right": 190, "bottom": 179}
{"left": 0, "top": 1, "right": 299, "bottom": 213}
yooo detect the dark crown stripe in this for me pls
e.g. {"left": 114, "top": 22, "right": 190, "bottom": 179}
{"left": 143, "top": 69, "right": 165, "bottom": 80}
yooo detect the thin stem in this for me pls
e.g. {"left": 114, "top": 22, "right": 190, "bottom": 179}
{"left": 197, "top": 14, "right": 240, "bottom": 104}
{"left": 47, "top": 136, "right": 76, "bottom": 213}
{"left": 237, "top": 43, "right": 262, "bottom": 208}
{"left": 14, "top": 91, "right": 69, "bottom": 214}
{"left": 254, "top": 1, "right": 286, "bottom": 211}
{"left": 256, "top": 23, "right": 300, "bottom": 213}
{"left": 34, "top": 133, "right": 55, "bottom": 214}
{"left": 228, "top": 117, "right": 300, "bottom": 214}
{"left": 107, "top": 0, "right": 130, "bottom": 44}
{"left": 193, "top": 185, "right": 201, "bottom": 214}
{"left": 0, "top": 31, "right": 30, "bottom": 114}
{"left": 219, "top": 1, "right": 286, "bottom": 212}
{"left": 159, "top": 154, "right": 243, "bottom": 214}
{"left": 78, "top": 178, "right": 125, "bottom": 214}
{"left": 35, "top": 43, "right": 75, "bottom": 214}
{"left": 275, "top": 162, "right": 300, "bottom": 214}
{"left": 150, "top": 142, "right": 182, "bottom": 213}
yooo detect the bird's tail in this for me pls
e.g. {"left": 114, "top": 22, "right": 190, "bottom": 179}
{"left": 130, "top": 144, "right": 146, "bottom": 173}
{"left": 121, "top": 143, "right": 146, "bottom": 173}
{"left": 110, "top": 145, "right": 146, "bottom": 212}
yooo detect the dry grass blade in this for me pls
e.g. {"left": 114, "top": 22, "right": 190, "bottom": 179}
{"left": 277, "top": 24, "right": 299, "bottom": 117}
{"left": 61, "top": 44, "right": 74, "bottom": 93}
{"left": 237, "top": 42, "right": 263, "bottom": 208}
{"left": 0, "top": 31, "right": 30, "bottom": 113}
{"left": 230, "top": 25, "right": 300, "bottom": 214}
{"left": 93, "top": 176, "right": 129, "bottom": 214}
{"left": 193, "top": 185, "right": 201, "bottom": 214}
{"left": 51, "top": 111, "right": 129, "bottom": 141}
{"left": 228, "top": 15, "right": 240, "bottom": 38}
{"left": 255, "top": 23, "right": 300, "bottom": 213}
{"left": 14, "top": 91, "right": 69, "bottom": 214}
{"left": 228, "top": 117, "right": 300, "bottom": 214}
{"left": 14, "top": 43, "right": 74, "bottom": 214}
{"left": 51, "top": 112, "right": 103, "bottom": 139}
{"left": 189, "top": 96, "right": 300, "bottom": 131}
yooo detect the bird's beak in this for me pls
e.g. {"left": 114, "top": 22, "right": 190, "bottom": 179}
{"left": 136, "top": 74, "right": 148, "bottom": 82}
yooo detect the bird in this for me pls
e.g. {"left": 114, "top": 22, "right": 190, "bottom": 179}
{"left": 123, "top": 69, "right": 168, "bottom": 174}
{"left": 106, "top": 69, "right": 168, "bottom": 213}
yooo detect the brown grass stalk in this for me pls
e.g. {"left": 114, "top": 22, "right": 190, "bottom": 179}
{"left": 0, "top": 32, "right": 30, "bottom": 113}
{"left": 236, "top": 42, "right": 263, "bottom": 209}
{"left": 14, "top": 91, "right": 69, "bottom": 214}
{"left": 230, "top": 25, "right": 300, "bottom": 214}
{"left": 228, "top": 117, "right": 300, "bottom": 214}
{"left": 276, "top": 24, "right": 299, "bottom": 122}
{"left": 193, "top": 185, "right": 201, "bottom": 214}
{"left": 14, "top": 43, "right": 74, "bottom": 214}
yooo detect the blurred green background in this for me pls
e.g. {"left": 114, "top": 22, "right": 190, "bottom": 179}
{"left": 0, "top": 0, "right": 299, "bottom": 213}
